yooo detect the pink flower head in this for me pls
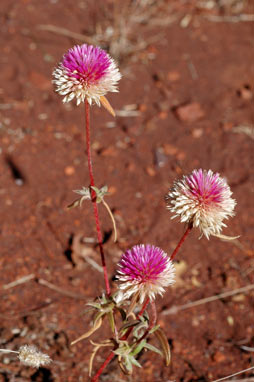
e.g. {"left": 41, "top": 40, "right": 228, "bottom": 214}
{"left": 116, "top": 244, "right": 175, "bottom": 303}
{"left": 166, "top": 169, "right": 236, "bottom": 239}
{"left": 53, "top": 44, "right": 121, "bottom": 106}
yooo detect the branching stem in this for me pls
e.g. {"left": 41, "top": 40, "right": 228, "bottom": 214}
{"left": 91, "top": 297, "right": 150, "bottom": 381}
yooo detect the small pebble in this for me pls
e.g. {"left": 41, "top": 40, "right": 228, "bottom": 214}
{"left": 174, "top": 102, "right": 205, "bottom": 123}
{"left": 64, "top": 166, "right": 75, "bottom": 176}
{"left": 167, "top": 70, "right": 180, "bottom": 82}
{"left": 192, "top": 128, "right": 203, "bottom": 138}
{"left": 146, "top": 166, "right": 156, "bottom": 176}
{"left": 227, "top": 316, "right": 234, "bottom": 326}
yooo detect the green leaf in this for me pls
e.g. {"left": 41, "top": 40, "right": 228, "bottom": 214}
{"left": 86, "top": 302, "right": 102, "bottom": 309}
{"left": 130, "top": 356, "right": 142, "bottom": 368}
{"left": 149, "top": 324, "right": 160, "bottom": 334}
{"left": 120, "top": 320, "right": 140, "bottom": 332}
{"left": 124, "top": 356, "right": 133, "bottom": 373}
{"left": 130, "top": 340, "right": 146, "bottom": 356}
{"left": 143, "top": 342, "right": 163, "bottom": 356}
{"left": 91, "top": 185, "right": 109, "bottom": 204}
{"left": 133, "top": 321, "right": 148, "bottom": 338}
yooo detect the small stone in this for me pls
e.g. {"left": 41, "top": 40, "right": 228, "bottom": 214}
{"left": 92, "top": 141, "right": 101, "bottom": 150}
{"left": 146, "top": 166, "right": 156, "bottom": 176}
{"left": 237, "top": 85, "right": 252, "bottom": 100}
{"left": 176, "top": 151, "right": 186, "bottom": 161}
{"left": 192, "top": 128, "right": 203, "bottom": 138}
{"left": 227, "top": 316, "right": 234, "bottom": 326}
{"left": 213, "top": 351, "right": 226, "bottom": 363}
{"left": 158, "top": 111, "right": 168, "bottom": 120}
{"left": 167, "top": 70, "right": 180, "bottom": 82}
{"left": 100, "top": 146, "right": 117, "bottom": 157}
{"left": 192, "top": 317, "right": 200, "bottom": 327}
{"left": 162, "top": 143, "right": 178, "bottom": 156}
{"left": 139, "top": 103, "right": 147, "bottom": 112}
{"left": 108, "top": 186, "right": 117, "bottom": 194}
{"left": 64, "top": 166, "right": 75, "bottom": 176}
{"left": 174, "top": 102, "right": 205, "bottom": 123}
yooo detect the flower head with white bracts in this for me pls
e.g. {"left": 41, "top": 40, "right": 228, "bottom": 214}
{"left": 53, "top": 44, "right": 121, "bottom": 108}
{"left": 165, "top": 169, "right": 236, "bottom": 239}
{"left": 116, "top": 244, "right": 175, "bottom": 304}
{"left": 18, "top": 345, "right": 51, "bottom": 368}
{"left": 0, "top": 345, "right": 51, "bottom": 368}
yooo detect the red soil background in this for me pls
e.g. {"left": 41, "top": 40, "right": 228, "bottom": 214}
{"left": 0, "top": 1, "right": 254, "bottom": 381}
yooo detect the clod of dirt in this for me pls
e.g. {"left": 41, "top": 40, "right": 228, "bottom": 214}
{"left": 167, "top": 70, "right": 181, "bottom": 82}
{"left": 237, "top": 84, "right": 253, "bottom": 101}
{"left": 173, "top": 102, "right": 205, "bottom": 123}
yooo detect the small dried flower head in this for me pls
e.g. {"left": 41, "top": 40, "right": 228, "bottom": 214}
{"left": 116, "top": 244, "right": 175, "bottom": 303}
{"left": 18, "top": 345, "right": 51, "bottom": 368}
{"left": 53, "top": 44, "right": 121, "bottom": 106}
{"left": 166, "top": 169, "right": 236, "bottom": 239}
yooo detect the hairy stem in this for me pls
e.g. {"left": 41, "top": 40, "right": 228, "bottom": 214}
{"left": 85, "top": 100, "right": 111, "bottom": 296}
{"left": 170, "top": 223, "right": 193, "bottom": 261}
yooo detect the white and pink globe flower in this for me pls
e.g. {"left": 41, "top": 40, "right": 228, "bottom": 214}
{"left": 116, "top": 244, "right": 175, "bottom": 304}
{"left": 52, "top": 44, "right": 121, "bottom": 107}
{"left": 166, "top": 169, "right": 236, "bottom": 239}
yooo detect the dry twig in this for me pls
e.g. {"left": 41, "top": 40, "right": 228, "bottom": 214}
{"left": 163, "top": 283, "right": 254, "bottom": 315}
{"left": 203, "top": 14, "right": 254, "bottom": 23}
{"left": 211, "top": 366, "right": 254, "bottom": 382}
{"left": 3, "top": 274, "right": 35, "bottom": 290}
{"left": 38, "top": 278, "right": 87, "bottom": 300}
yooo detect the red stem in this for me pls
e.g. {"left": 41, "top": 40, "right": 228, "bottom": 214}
{"left": 91, "top": 352, "right": 115, "bottom": 382}
{"left": 135, "top": 300, "right": 157, "bottom": 345}
{"left": 122, "top": 297, "right": 150, "bottom": 341}
{"left": 91, "top": 298, "right": 150, "bottom": 381}
{"left": 170, "top": 223, "right": 193, "bottom": 261}
{"left": 85, "top": 100, "right": 111, "bottom": 296}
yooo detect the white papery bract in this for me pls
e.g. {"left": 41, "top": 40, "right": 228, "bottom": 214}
{"left": 166, "top": 169, "right": 236, "bottom": 239}
{"left": 116, "top": 244, "right": 175, "bottom": 304}
{"left": 18, "top": 345, "right": 51, "bottom": 368}
{"left": 53, "top": 44, "right": 121, "bottom": 106}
